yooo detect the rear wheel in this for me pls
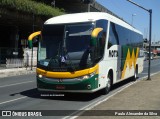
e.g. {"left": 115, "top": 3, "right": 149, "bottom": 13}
{"left": 133, "top": 65, "right": 138, "bottom": 81}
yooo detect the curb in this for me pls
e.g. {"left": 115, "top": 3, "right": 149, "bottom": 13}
{"left": 0, "top": 67, "right": 36, "bottom": 78}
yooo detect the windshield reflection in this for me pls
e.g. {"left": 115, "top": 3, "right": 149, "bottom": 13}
{"left": 38, "top": 23, "right": 94, "bottom": 71}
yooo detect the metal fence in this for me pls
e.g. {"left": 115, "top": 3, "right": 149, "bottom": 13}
{"left": 0, "top": 47, "right": 37, "bottom": 69}
{"left": 6, "top": 58, "right": 24, "bottom": 68}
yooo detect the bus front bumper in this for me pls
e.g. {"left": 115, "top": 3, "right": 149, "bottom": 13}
{"left": 37, "top": 75, "right": 99, "bottom": 93}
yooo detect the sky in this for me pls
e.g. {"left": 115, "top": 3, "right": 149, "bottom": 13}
{"left": 96, "top": 0, "right": 160, "bottom": 42}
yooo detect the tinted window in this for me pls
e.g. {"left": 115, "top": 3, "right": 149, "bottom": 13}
{"left": 96, "top": 20, "right": 108, "bottom": 31}
{"left": 108, "top": 22, "right": 143, "bottom": 48}
{"left": 66, "top": 23, "right": 93, "bottom": 52}
{"left": 108, "top": 22, "right": 119, "bottom": 48}
{"left": 115, "top": 24, "right": 130, "bottom": 46}
{"left": 95, "top": 20, "right": 108, "bottom": 59}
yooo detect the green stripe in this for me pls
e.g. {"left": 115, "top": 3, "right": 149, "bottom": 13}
{"left": 121, "top": 46, "right": 137, "bottom": 71}
{"left": 90, "top": 37, "right": 97, "bottom": 46}
{"left": 28, "top": 40, "right": 32, "bottom": 48}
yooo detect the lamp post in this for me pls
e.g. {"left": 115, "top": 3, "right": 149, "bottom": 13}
{"left": 131, "top": 14, "right": 136, "bottom": 26}
{"left": 31, "top": 12, "right": 34, "bottom": 70}
{"left": 127, "top": 0, "right": 152, "bottom": 80}
{"left": 88, "top": 3, "right": 90, "bottom": 12}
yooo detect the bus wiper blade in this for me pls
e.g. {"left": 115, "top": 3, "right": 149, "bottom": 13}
{"left": 65, "top": 53, "right": 76, "bottom": 72}
{"left": 62, "top": 30, "right": 76, "bottom": 72}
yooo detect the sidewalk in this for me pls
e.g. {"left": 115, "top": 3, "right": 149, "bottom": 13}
{"left": 77, "top": 72, "right": 160, "bottom": 119}
{"left": 0, "top": 67, "right": 36, "bottom": 78}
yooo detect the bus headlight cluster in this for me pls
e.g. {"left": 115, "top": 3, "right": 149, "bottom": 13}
{"left": 38, "top": 74, "right": 43, "bottom": 78}
{"left": 81, "top": 75, "right": 90, "bottom": 80}
{"left": 79, "top": 72, "right": 96, "bottom": 80}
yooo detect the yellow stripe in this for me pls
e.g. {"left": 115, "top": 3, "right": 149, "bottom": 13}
{"left": 28, "top": 31, "right": 41, "bottom": 41}
{"left": 121, "top": 48, "right": 139, "bottom": 79}
{"left": 135, "top": 48, "right": 139, "bottom": 68}
{"left": 91, "top": 28, "right": 103, "bottom": 38}
{"left": 37, "top": 64, "right": 99, "bottom": 79}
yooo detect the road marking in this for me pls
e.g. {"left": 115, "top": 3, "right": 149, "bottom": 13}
{"left": 0, "top": 96, "right": 27, "bottom": 105}
{"left": 1, "top": 70, "right": 159, "bottom": 108}
{"left": 0, "top": 81, "right": 34, "bottom": 88}
{"left": 63, "top": 81, "right": 137, "bottom": 119}
{"left": 63, "top": 70, "right": 160, "bottom": 119}
{"left": 140, "top": 73, "right": 148, "bottom": 74}
{"left": 1, "top": 69, "right": 160, "bottom": 113}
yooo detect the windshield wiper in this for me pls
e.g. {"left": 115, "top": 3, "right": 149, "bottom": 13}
{"left": 65, "top": 53, "right": 76, "bottom": 72}
{"left": 60, "top": 46, "right": 76, "bottom": 72}
{"left": 62, "top": 30, "right": 76, "bottom": 72}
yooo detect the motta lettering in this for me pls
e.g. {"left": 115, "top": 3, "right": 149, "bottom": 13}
{"left": 109, "top": 50, "right": 118, "bottom": 57}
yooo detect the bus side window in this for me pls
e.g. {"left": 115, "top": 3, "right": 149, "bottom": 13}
{"left": 108, "top": 22, "right": 119, "bottom": 49}
{"left": 95, "top": 19, "right": 108, "bottom": 60}
{"left": 97, "top": 32, "right": 106, "bottom": 58}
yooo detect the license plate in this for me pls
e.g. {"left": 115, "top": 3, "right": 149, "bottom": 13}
{"left": 56, "top": 85, "right": 65, "bottom": 90}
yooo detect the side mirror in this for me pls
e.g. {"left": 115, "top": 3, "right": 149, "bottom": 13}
{"left": 28, "top": 31, "right": 41, "bottom": 48}
{"left": 91, "top": 28, "right": 103, "bottom": 46}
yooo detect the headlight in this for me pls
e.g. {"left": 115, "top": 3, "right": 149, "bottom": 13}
{"left": 38, "top": 74, "right": 43, "bottom": 78}
{"left": 82, "top": 75, "right": 90, "bottom": 80}
{"left": 79, "top": 72, "right": 96, "bottom": 80}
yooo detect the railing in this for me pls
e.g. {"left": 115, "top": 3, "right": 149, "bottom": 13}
{"left": 0, "top": 48, "right": 19, "bottom": 68}
{"left": 6, "top": 58, "right": 24, "bottom": 68}
{"left": 0, "top": 47, "right": 37, "bottom": 69}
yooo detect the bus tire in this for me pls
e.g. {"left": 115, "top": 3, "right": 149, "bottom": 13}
{"left": 133, "top": 65, "right": 138, "bottom": 81}
{"left": 101, "top": 74, "right": 112, "bottom": 95}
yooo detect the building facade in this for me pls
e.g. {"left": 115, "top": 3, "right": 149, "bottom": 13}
{"left": 0, "top": 0, "right": 119, "bottom": 68}
{"left": 0, "top": 0, "right": 64, "bottom": 68}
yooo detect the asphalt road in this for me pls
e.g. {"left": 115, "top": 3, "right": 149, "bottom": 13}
{"left": 0, "top": 59, "right": 160, "bottom": 119}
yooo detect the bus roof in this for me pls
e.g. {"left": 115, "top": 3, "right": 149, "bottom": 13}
{"left": 44, "top": 12, "right": 142, "bottom": 35}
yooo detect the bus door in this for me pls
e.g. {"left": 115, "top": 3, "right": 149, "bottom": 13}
{"left": 108, "top": 22, "right": 121, "bottom": 81}
{"left": 117, "top": 46, "right": 122, "bottom": 80}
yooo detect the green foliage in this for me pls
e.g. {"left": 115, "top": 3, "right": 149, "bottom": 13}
{"left": 0, "top": 0, "right": 64, "bottom": 16}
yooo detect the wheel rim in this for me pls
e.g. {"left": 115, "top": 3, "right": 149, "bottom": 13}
{"left": 135, "top": 72, "right": 137, "bottom": 79}
{"left": 107, "top": 76, "right": 111, "bottom": 91}
{"left": 134, "top": 68, "right": 137, "bottom": 79}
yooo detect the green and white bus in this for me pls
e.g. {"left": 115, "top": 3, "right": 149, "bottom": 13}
{"left": 28, "top": 12, "right": 144, "bottom": 94}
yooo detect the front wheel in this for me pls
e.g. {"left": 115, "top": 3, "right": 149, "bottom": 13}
{"left": 101, "top": 75, "right": 112, "bottom": 95}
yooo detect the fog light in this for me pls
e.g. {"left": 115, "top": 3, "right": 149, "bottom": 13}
{"left": 87, "top": 84, "right": 91, "bottom": 89}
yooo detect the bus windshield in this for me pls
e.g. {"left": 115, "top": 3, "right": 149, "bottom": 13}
{"left": 38, "top": 23, "right": 94, "bottom": 71}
